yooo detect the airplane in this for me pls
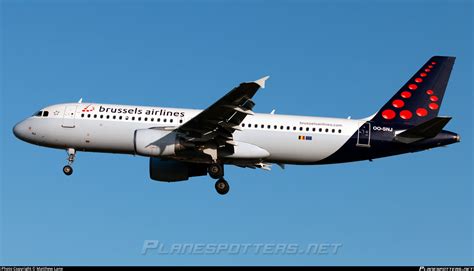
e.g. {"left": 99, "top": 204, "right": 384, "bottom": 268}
{"left": 13, "top": 56, "right": 460, "bottom": 195}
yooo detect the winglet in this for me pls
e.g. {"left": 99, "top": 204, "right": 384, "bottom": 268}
{"left": 254, "top": 76, "right": 270, "bottom": 89}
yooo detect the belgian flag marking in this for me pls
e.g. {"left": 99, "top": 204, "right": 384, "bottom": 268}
{"left": 298, "top": 135, "right": 312, "bottom": 141}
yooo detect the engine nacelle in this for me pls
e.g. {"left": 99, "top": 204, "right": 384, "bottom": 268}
{"left": 134, "top": 129, "right": 185, "bottom": 157}
{"left": 149, "top": 158, "right": 208, "bottom": 182}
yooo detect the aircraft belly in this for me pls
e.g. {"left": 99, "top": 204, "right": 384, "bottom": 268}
{"left": 39, "top": 119, "right": 135, "bottom": 153}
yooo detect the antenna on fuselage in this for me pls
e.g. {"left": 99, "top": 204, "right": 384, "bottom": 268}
{"left": 78, "top": 98, "right": 83, "bottom": 103}
{"left": 270, "top": 109, "right": 276, "bottom": 114}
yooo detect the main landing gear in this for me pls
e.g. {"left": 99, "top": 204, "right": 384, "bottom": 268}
{"left": 63, "top": 148, "right": 76, "bottom": 176}
{"left": 215, "top": 178, "right": 230, "bottom": 195}
{"left": 207, "top": 163, "right": 229, "bottom": 195}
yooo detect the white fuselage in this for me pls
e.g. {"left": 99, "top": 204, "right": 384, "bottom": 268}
{"left": 14, "top": 103, "right": 364, "bottom": 164}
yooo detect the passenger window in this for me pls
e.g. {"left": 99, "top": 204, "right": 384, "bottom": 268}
{"left": 125, "top": 116, "right": 129, "bottom": 120}
{"left": 138, "top": 117, "right": 141, "bottom": 121}
{"left": 299, "top": 127, "right": 303, "bottom": 131}
{"left": 242, "top": 123, "right": 245, "bottom": 127}
{"left": 338, "top": 129, "right": 342, "bottom": 133}
{"left": 106, "top": 115, "right": 110, "bottom": 119}
{"left": 180, "top": 119, "right": 183, "bottom": 123}
{"left": 151, "top": 118, "right": 154, "bottom": 122}
{"left": 81, "top": 113, "right": 85, "bottom": 118}
{"left": 261, "top": 124, "right": 264, "bottom": 128}
{"left": 113, "top": 115, "right": 116, "bottom": 119}
{"left": 164, "top": 119, "right": 167, "bottom": 122}
{"left": 280, "top": 125, "right": 284, "bottom": 130}
{"left": 267, "top": 125, "right": 271, "bottom": 129}
{"left": 325, "top": 128, "right": 329, "bottom": 132}
{"left": 319, "top": 128, "right": 322, "bottom": 132}
{"left": 306, "top": 127, "right": 309, "bottom": 131}
{"left": 157, "top": 118, "right": 160, "bottom": 122}
{"left": 100, "top": 115, "right": 103, "bottom": 119}
{"left": 132, "top": 117, "right": 135, "bottom": 121}
{"left": 332, "top": 129, "right": 335, "bottom": 133}
{"left": 286, "top": 126, "right": 290, "bottom": 130}
{"left": 170, "top": 119, "right": 173, "bottom": 123}
{"left": 144, "top": 117, "right": 148, "bottom": 121}
{"left": 254, "top": 124, "right": 258, "bottom": 128}
{"left": 94, "top": 114, "right": 97, "bottom": 118}
{"left": 248, "top": 124, "right": 251, "bottom": 128}
{"left": 293, "top": 127, "right": 296, "bottom": 130}
{"left": 312, "top": 128, "right": 316, "bottom": 132}
{"left": 274, "top": 125, "right": 277, "bottom": 129}
{"left": 88, "top": 114, "right": 91, "bottom": 118}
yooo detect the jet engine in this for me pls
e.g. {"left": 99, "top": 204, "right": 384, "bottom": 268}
{"left": 134, "top": 129, "right": 187, "bottom": 157}
{"left": 149, "top": 158, "right": 208, "bottom": 182}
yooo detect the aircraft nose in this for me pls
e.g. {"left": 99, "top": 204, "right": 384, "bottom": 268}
{"left": 13, "top": 120, "right": 27, "bottom": 141}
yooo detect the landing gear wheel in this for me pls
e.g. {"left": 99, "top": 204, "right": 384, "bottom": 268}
{"left": 208, "top": 163, "right": 224, "bottom": 179}
{"left": 63, "top": 148, "right": 76, "bottom": 176}
{"left": 63, "top": 165, "right": 73, "bottom": 176}
{"left": 215, "top": 178, "right": 230, "bottom": 195}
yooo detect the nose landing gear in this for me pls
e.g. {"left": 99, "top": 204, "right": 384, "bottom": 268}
{"left": 63, "top": 148, "right": 76, "bottom": 176}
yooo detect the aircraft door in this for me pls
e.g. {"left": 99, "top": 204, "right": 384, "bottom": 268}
{"left": 62, "top": 105, "right": 77, "bottom": 128}
{"left": 356, "top": 121, "right": 371, "bottom": 147}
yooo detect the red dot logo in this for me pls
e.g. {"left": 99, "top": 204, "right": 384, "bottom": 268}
{"left": 420, "top": 72, "right": 427, "bottom": 77}
{"left": 430, "top": 95, "right": 439, "bottom": 102}
{"left": 431, "top": 61, "right": 436, "bottom": 65}
{"left": 429, "top": 103, "right": 439, "bottom": 110}
{"left": 415, "top": 78, "right": 423, "bottom": 83}
{"left": 401, "top": 91, "right": 412, "bottom": 98}
{"left": 408, "top": 84, "right": 418, "bottom": 90}
{"left": 425, "top": 68, "right": 431, "bottom": 72}
{"left": 426, "top": 89, "right": 434, "bottom": 95}
{"left": 392, "top": 99, "right": 405, "bottom": 108}
{"left": 400, "top": 110, "right": 413, "bottom": 120}
{"left": 382, "top": 109, "right": 396, "bottom": 120}
{"left": 416, "top": 108, "right": 428, "bottom": 117}
{"left": 81, "top": 105, "right": 95, "bottom": 112}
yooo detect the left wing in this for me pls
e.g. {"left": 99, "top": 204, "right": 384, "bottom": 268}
{"left": 176, "top": 76, "right": 269, "bottom": 160}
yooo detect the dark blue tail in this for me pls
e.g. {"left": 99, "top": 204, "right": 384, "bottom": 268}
{"left": 371, "top": 56, "right": 456, "bottom": 129}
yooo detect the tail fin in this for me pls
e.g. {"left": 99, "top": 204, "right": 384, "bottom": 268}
{"left": 371, "top": 56, "right": 456, "bottom": 128}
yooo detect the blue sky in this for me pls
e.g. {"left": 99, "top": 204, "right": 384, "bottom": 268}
{"left": 1, "top": 0, "right": 472, "bottom": 266}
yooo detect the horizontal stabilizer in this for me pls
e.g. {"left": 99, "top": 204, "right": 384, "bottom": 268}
{"left": 394, "top": 116, "right": 451, "bottom": 144}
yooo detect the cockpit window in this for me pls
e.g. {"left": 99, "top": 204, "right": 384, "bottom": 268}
{"left": 34, "top": 111, "right": 43, "bottom": 117}
{"left": 43, "top": 111, "right": 49, "bottom": 117}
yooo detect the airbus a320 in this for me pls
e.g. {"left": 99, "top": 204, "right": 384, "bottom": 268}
{"left": 13, "top": 56, "right": 460, "bottom": 195}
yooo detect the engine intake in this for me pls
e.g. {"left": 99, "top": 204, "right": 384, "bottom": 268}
{"left": 134, "top": 129, "right": 186, "bottom": 157}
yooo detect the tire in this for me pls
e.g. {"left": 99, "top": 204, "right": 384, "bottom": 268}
{"left": 215, "top": 179, "right": 230, "bottom": 195}
{"left": 63, "top": 165, "right": 73, "bottom": 176}
{"left": 208, "top": 163, "right": 224, "bottom": 179}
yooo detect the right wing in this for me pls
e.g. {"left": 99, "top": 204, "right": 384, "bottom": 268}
{"left": 175, "top": 76, "right": 269, "bottom": 160}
